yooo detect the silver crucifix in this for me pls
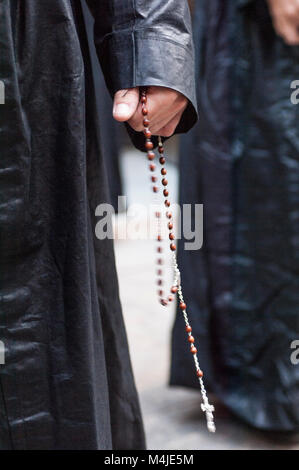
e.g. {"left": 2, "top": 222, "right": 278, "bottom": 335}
{"left": 201, "top": 402, "right": 216, "bottom": 433}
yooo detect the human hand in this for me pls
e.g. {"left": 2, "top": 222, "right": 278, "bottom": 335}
{"left": 113, "top": 86, "right": 188, "bottom": 137}
{"left": 267, "top": 0, "right": 299, "bottom": 45}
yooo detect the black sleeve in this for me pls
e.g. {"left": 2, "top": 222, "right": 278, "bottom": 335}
{"left": 85, "top": 0, "right": 197, "bottom": 141}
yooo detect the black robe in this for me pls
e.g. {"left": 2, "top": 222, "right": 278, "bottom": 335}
{"left": 82, "top": 2, "right": 123, "bottom": 212}
{"left": 0, "top": 0, "right": 196, "bottom": 450}
{"left": 171, "top": 0, "right": 299, "bottom": 433}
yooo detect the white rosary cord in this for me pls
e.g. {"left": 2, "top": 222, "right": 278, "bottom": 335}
{"left": 157, "top": 135, "right": 216, "bottom": 433}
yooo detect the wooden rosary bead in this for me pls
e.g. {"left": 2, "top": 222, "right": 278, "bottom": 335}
{"left": 180, "top": 302, "right": 187, "bottom": 310}
{"left": 142, "top": 107, "right": 148, "bottom": 116}
{"left": 170, "top": 243, "right": 176, "bottom": 251}
{"left": 196, "top": 370, "right": 203, "bottom": 378}
{"left": 162, "top": 178, "right": 168, "bottom": 186}
{"left": 158, "top": 146, "right": 164, "bottom": 154}
{"left": 149, "top": 164, "right": 156, "bottom": 172}
{"left": 185, "top": 325, "right": 192, "bottom": 333}
{"left": 169, "top": 233, "right": 175, "bottom": 240}
{"left": 165, "top": 200, "right": 171, "bottom": 207}
{"left": 143, "top": 118, "right": 150, "bottom": 127}
{"left": 161, "top": 168, "right": 167, "bottom": 175}
{"left": 145, "top": 141, "right": 154, "bottom": 150}
{"left": 153, "top": 186, "right": 159, "bottom": 193}
{"left": 166, "top": 212, "right": 172, "bottom": 219}
{"left": 190, "top": 346, "right": 197, "bottom": 354}
{"left": 159, "top": 157, "right": 166, "bottom": 165}
{"left": 147, "top": 151, "right": 155, "bottom": 160}
{"left": 144, "top": 129, "right": 151, "bottom": 138}
{"left": 188, "top": 336, "right": 195, "bottom": 343}
{"left": 163, "top": 189, "right": 169, "bottom": 197}
{"left": 168, "top": 222, "right": 173, "bottom": 230}
{"left": 171, "top": 286, "right": 178, "bottom": 294}
{"left": 151, "top": 176, "right": 157, "bottom": 182}
{"left": 141, "top": 95, "right": 147, "bottom": 104}
{"left": 168, "top": 295, "right": 174, "bottom": 302}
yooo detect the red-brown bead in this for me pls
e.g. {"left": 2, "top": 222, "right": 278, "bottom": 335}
{"left": 146, "top": 141, "right": 154, "bottom": 150}
{"left": 143, "top": 118, "right": 150, "bottom": 127}
{"left": 151, "top": 176, "right": 157, "bottom": 183}
{"left": 159, "top": 157, "right": 166, "bottom": 165}
{"left": 163, "top": 189, "right": 169, "bottom": 197}
{"left": 168, "top": 222, "right": 173, "bottom": 230}
{"left": 196, "top": 370, "right": 203, "bottom": 378}
{"left": 153, "top": 186, "right": 159, "bottom": 193}
{"left": 141, "top": 95, "right": 147, "bottom": 104}
{"left": 191, "top": 346, "right": 197, "bottom": 354}
{"left": 142, "top": 107, "right": 148, "bottom": 116}
{"left": 170, "top": 243, "right": 176, "bottom": 251}
{"left": 158, "top": 146, "right": 164, "bottom": 154}
{"left": 162, "top": 178, "right": 168, "bottom": 186}
{"left": 149, "top": 163, "right": 156, "bottom": 171}
{"left": 144, "top": 129, "right": 152, "bottom": 138}
{"left": 147, "top": 151, "right": 155, "bottom": 160}
{"left": 161, "top": 168, "right": 167, "bottom": 175}
{"left": 171, "top": 286, "right": 178, "bottom": 294}
{"left": 188, "top": 336, "right": 195, "bottom": 343}
{"left": 180, "top": 302, "right": 187, "bottom": 310}
{"left": 169, "top": 233, "right": 175, "bottom": 240}
{"left": 165, "top": 200, "right": 171, "bottom": 207}
{"left": 166, "top": 212, "right": 172, "bottom": 219}
{"left": 185, "top": 325, "right": 192, "bottom": 333}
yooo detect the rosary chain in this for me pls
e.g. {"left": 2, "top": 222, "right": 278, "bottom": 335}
{"left": 141, "top": 89, "right": 216, "bottom": 433}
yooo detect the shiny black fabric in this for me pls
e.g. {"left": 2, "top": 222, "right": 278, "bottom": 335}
{"left": 82, "top": 2, "right": 123, "bottom": 211}
{"left": 171, "top": 0, "right": 299, "bottom": 432}
{"left": 0, "top": 0, "right": 196, "bottom": 450}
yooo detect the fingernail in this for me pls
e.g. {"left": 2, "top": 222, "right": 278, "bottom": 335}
{"left": 114, "top": 103, "right": 130, "bottom": 119}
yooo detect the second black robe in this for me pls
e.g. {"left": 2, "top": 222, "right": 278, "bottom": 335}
{"left": 171, "top": 0, "right": 299, "bottom": 433}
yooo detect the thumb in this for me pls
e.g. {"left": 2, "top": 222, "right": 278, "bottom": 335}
{"left": 113, "top": 88, "right": 140, "bottom": 122}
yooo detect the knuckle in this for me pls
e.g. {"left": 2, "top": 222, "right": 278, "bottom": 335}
{"left": 129, "top": 121, "right": 143, "bottom": 132}
{"left": 176, "top": 93, "right": 187, "bottom": 106}
{"left": 286, "top": 38, "right": 299, "bottom": 45}
{"left": 160, "top": 126, "right": 176, "bottom": 138}
{"left": 283, "top": 30, "right": 299, "bottom": 45}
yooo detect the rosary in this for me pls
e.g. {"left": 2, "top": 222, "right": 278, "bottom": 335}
{"left": 140, "top": 88, "right": 216, "bottom": 433}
